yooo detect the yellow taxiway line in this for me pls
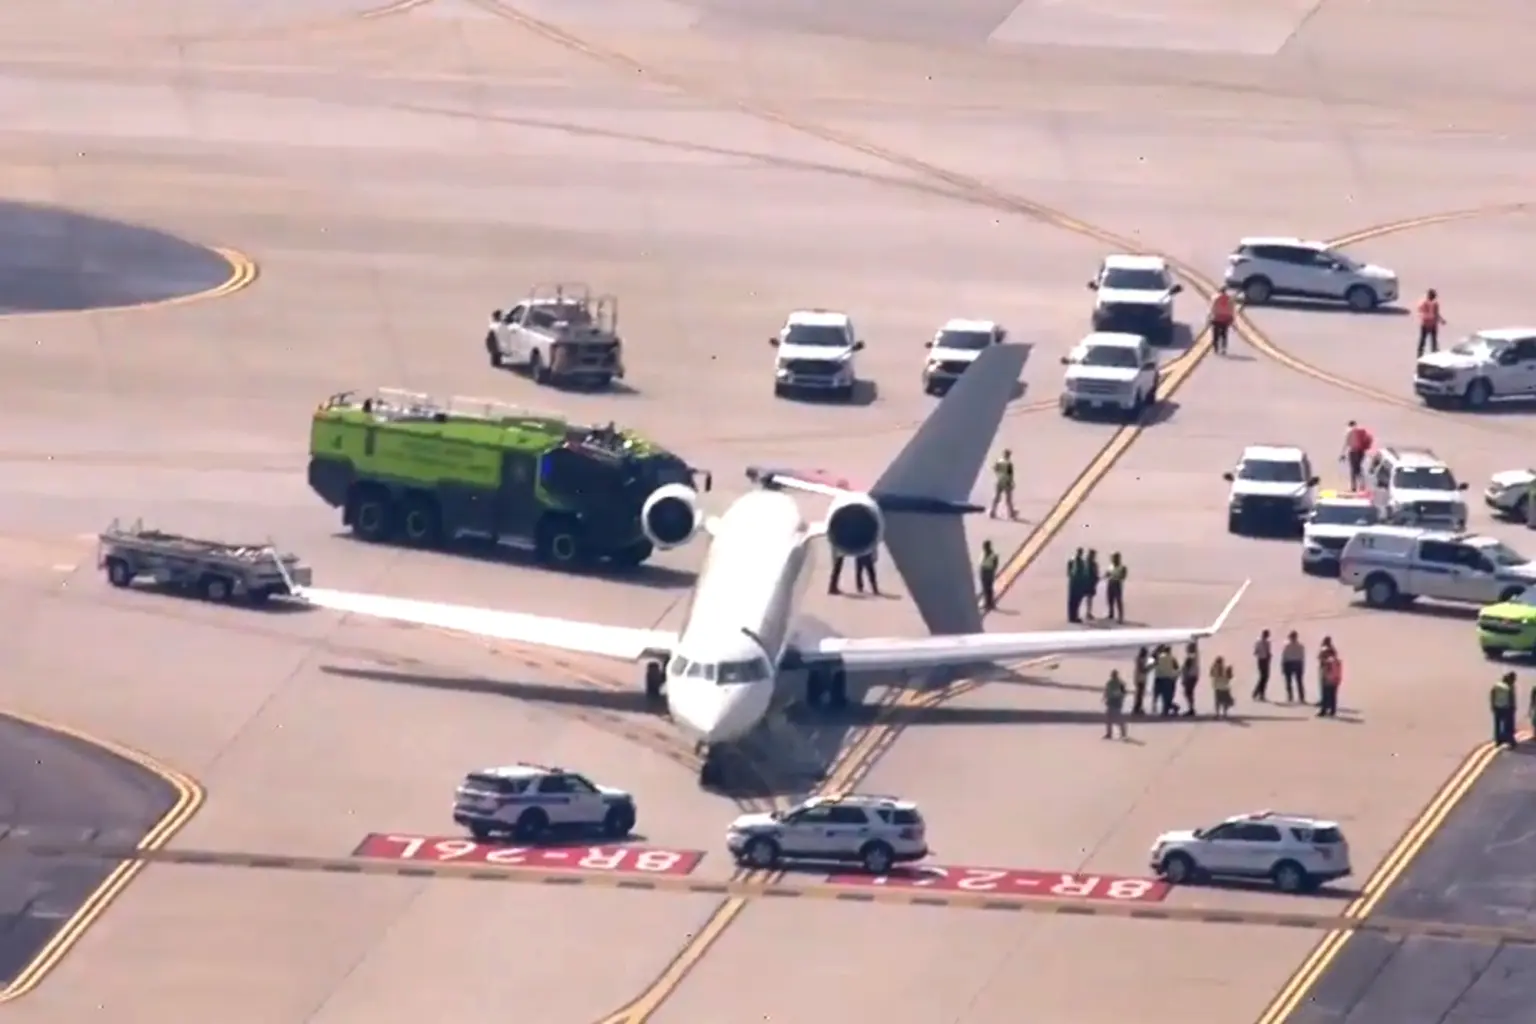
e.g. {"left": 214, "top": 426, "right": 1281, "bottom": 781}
{"left": 0, "top": 711, "right": 205, "bottom": 1004}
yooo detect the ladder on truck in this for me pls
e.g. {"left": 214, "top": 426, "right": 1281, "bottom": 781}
{"left": 527, "top": 281, "right": 618, "bottom": 338}
{"left": 328, "top": 387, "right": 573, "bottom": 427}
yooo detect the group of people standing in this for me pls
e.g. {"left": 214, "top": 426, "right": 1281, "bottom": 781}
{"left": 1101, "top": 629, "right": 1345, "bottom": 738}
{"left": 1067, "top": 548, "right": 1127, "bottom": 624}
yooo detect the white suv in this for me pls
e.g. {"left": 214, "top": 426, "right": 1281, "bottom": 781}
{"left": 771, "top": 310, "right": 864, "bottom": 400}
{"left": 726, "top": 793, "right": 929, "bottom": 874}
{"left": 452, "top": 764, "right": 637, "bottom": 842}
{"left": 1485, "top": 468, "right": 1536, "bottom": 522}
{"left": 1059, "top": 332, "right": 1159, "bottom": 419}
{"left": 1224, "top": 237, "right": 1398, "bottom": 310}
{"left": 923, "top": 318, "right": 1006, "bottom": 395}
{"left": 1087, "top": 254, "right": 1182, "bottom": 345}
{"left": 1223, "top": 444, "right": 1318, "bottom": 535}
{"left": 1150, "top": 811, "right": 1352, "bottom": 894}
{"left": 1368, "top": 446, "right": 1468, "bottom": 530}
{"left": 1414, "top": 328, "right": 1536, "bottom": 410}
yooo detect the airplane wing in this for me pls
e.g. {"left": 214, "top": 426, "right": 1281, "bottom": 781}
{"left": 804, "top": 581, "right": 1250, "bottom": 672}
{"left": 296, "top": 587, "right": 678, "bottom": 662}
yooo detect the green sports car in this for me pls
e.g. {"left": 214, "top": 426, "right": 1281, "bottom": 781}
{"left": 1478, "top": 587, "right": 1536, "bottom": 660}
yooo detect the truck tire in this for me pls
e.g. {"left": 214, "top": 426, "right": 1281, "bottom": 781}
{"left": 199, "top": 574, "right": 233, "bottom": 603}
{"left": 536, "top": 516, "right": 583, "bottom": 567}
{"left": 1362, "top": 573, "right": 1399, "bottom": 608}
{"left": 349, "top": 486, "right": 395, "bottom": 543}
{"left": 529, "top": 351, "right": 551, "bottom": 385}
{"left": 105, "top": 558, "right": 134, "bottom": 588}
{"left": 1464, "top": 378, "right": 1493, "bottom": 409}
{"left": 485, "top": 331, "right": 503, "bottom": 368}
{"left": 399, "top": 494, "right": 442, "bottom": 548}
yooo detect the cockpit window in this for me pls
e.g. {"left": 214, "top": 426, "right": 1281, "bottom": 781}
{"left": 685, "top": 661, "right": 716, "bottom": 681}
{"left": 717, "top": 659, "right": 771, "bottom": 684}
{"left": 668, "top": 656, "right": 690, "bottom": 677}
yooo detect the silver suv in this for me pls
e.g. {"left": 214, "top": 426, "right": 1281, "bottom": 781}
{"left": 726, "top": 794, "right": 929, "bottom": 874}
{"left": 1224, "top": 237, "right": 1398, "bottom": 310}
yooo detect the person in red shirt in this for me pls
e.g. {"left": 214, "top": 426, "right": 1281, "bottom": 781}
{"left": 1341, "top": 421, "right": 1373, "bottom": 490}
{"left": 1209, "top": 291, "right": 1236, "bottom": 355}
{"left": 1417, "top": 289, "right": 1445, "bottom": 356}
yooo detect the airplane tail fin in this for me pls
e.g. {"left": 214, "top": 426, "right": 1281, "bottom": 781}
{"left": 872, "top": 343, "right": 1030, "bottom": 636}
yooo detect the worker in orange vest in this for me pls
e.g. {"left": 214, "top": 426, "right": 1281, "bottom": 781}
{"left": 1341, "top": 420, "right": 1373, "bottom": 491}
{"left": 1209, "top": 291, "right": 1235, "bottom": 355}
{"left": 1317, "top": 639, "right": 1342, "bottom": 718}
{"left": 1417, "top": 289, "right": 1446, "bottom": 356}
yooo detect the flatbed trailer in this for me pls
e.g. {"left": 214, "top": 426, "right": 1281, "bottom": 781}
{"left": 97, "top": 519, "right": 313, "bottom": 605}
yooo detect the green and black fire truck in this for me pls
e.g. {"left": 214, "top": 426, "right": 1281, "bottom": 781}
{"left": 307, "top": 388, "right": 707, "bottom": 568}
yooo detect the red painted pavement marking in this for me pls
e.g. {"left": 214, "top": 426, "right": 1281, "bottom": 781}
{"left": 352, "top": 833, "right": 705, "bottom": 877}
{"left": 826, "top": 865, "right": 1170, "bottom": 903}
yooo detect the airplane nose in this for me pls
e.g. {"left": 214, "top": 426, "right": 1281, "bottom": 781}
{"left": 670, "top": 684, "right": 765, "bottom": 744}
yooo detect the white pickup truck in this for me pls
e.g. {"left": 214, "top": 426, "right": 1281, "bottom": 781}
{"left": 485, "top": 282, "right": 625, "bottom": 389}
{"left": 1059, "top": 332, "right": 1159, "bottom": 419}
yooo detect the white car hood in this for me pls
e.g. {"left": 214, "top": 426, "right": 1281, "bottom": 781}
{"left": 1418, "top": 349, "right": 1487, "bottom": 370}
{"left": 1232, "top": 480, "right": 1308, "bottom": 499}
{"left": 729, "top": 812, "right": 778, "bottom": 831}
{"left": 1357, "top": 263, "right": 1396, "bottom": 280}
{"left": 597, "top": 785, "right": 632, "bottom": 800}
{"left": 929, "top": 346, "right": 984, "bottom": 364}
{"left": 1491, "top": 469, "right": 1536, "bottom": 490}
{"left": 1391, "top": 488, "right": 1466, "bottom": 506}
{"left": 1155, "top": 829, "right": 1199, "bottom": 847}
{"left": 777, "top": 343, "right": 854, "bottom": 363}
{"left": 1065, "top": 365, "right": 1138, "bottom": 384}
{"left": 1305, "top": 522, "right": 1365, "bottom": 542}
{"left": 1097, "top": 287, "right": 1172, "bottom": 307}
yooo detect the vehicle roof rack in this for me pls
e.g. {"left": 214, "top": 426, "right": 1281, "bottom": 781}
{"left": 321, "top": 387, "right": 569, "bottom": 427}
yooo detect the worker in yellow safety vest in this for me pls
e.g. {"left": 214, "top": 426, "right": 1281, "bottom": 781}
{"left": 1491, "top": 672, "right": 1517, "bottom": 748}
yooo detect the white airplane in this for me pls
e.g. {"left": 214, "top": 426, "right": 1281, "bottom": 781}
{"left": 290, "top": 344, "right": 1248, "bottom": 786}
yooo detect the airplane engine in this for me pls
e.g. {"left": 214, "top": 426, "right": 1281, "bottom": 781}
{"left": 641, "top": 483, "right": 702, "bottom": 549}
{"left": 825, "top": 492, "right": 884, "bottom": 559}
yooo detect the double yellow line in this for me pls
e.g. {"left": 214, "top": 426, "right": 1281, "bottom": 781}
{"left": 0, "top": 712, "right": 204, "bottom": 1004}
{"left": 1255, "top": 739, "right": 1505, "bottom": 1023}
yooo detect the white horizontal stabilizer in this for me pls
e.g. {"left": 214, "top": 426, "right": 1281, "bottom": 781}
{"left": 811, "top": 581, "right": 1250, "bottom": 672}
{"left": 299, "top": 587, "right": 677, "bottom": 663}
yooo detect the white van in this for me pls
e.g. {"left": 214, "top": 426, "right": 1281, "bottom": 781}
{"left": 1338, "top": 526, "right": 1536, "bottom": 608}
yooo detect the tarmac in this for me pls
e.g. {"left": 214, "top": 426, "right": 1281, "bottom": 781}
{"left": 0, "top": 715, "right": 176, "bottom": 992}
{"left": 0, "top": 0, "right": 1533, "bottom": 1022}
{"left": 1285, "top": 747, "right": 1536, "bottom": 1024}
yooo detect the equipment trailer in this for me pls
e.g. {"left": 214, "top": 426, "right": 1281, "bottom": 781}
{"left": 97, "top": 520, "right": 312, "bottom": 605}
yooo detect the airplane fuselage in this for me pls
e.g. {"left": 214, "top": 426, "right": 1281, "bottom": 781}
{"left": 663, "top": 490, "right": 818, "bottom": 746}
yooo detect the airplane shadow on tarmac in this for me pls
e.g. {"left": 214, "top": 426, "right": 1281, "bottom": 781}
{"left": 321, "top": 663, "right": 1304, "bottom": 797}
{"left": 321, "top": 662, "right": 869, "bottom": 799}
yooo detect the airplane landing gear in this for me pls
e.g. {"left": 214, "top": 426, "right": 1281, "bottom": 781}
{"left": 698, "top": 745, "right": 725, "bottom": 788}
{"left": 805, "top": 667, "right": 849, "bottom": 711}
{"left": 644, "top": 660, "right": 666, "bottom": 706}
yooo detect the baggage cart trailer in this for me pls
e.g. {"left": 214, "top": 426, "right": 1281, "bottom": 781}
{"left": 97, "top": 519, "right": 313, "bottom": 605}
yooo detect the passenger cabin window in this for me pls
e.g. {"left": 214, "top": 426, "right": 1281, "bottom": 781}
{"left": 826, "top": 806, "right": 868, "bottom": 825}
{"left": 787, "top": 805, "right": 834, "bottom": 825}
{"left": 1202, "top": 823, "right": 1241, "bottom": 841}
{"left": 538, "top": 775, "right": 574, "bottom": 795}
{"left": 1513, "top": 338, "right": 1536, "bottom": 363}
{"left": 564, "top": 775, "right": 598, "bottom": 794}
